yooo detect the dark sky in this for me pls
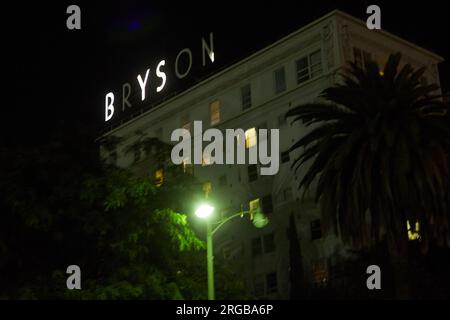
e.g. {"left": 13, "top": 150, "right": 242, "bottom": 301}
{"left": 5, "top": 1, "right": 449, "bottom": 147}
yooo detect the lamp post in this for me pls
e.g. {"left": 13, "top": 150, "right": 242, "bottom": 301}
{"left": 195, "top": 203, "right": 269, "bottom": 300}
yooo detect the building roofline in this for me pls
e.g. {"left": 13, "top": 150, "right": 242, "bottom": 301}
{"left": 100, "top": 9, "right": 444, "bottom": 139}
{"left": 333, "top": 10, "right": 444, "bottom": 62}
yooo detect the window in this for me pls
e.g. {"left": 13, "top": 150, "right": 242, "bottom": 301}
{"left": 353, "top": 47, "right": 372, "bottom": 69}
{"left": 202, "top": 153, "right": 211, "bottom": 166}
{"left": 407, "top": 220, "right": 420, "bottom": 241}
{"left": 262, "top": 195, "right": 273, "bottom": 214}
{"left": 296, "top": 49, "right": 322, "bottom": 85}
{"left": 241, "top": 84, "right": 252, "bottom": 110}
{"left": 277, "top": 114, "right": 286, "bottom": 127}
{"left": 219, "top": 175, "right": 227, "bottom": 187}
{"left": 251, "top": 237, "right": 263, "bottom": 256}
{"left": 210, "top": 100, "right": 220, "bottom": 125}
{"left": 182, "top": 158, "right": 193, "bottom": 174}
{"left": 133, "top": 147, "right": 141, "bottom": 162}
{"left": 181, "top": 115, "right": 190, "bottom": 131}
{"left": 310, "top": 50, "right": 322, "bottom": 78}
{"left": 155, "top": 168, "right": 164, "bottom": 187}
{"left": 311, "top": 219, "right": 322, "bottom": 240}
{"left": 281, "top": 151, "right": 290, "bottom": 163}
{"left": 420, "top": 76, "right": 428, "bottom": 87}
{"left": 296, "top": 50, "right": 322, "bottom": 84}
{"left": 248, "top": 164, "right": 258, "bottom": 182}
{"left": 253, "top": 275, "right": 265, "bottom": 297}
{"left": 249, "top": 198, "right": 260, "bottom": 214}
{"left": 257, "top": 123, "right": 267, "bottom": 143}
{"left": 263, "top": 233, "right": 275, "bottom": 253}
{"left": 109, "top": 151, "right": 118, "bottom": 164}
{"left": 155, "top": 127, "right": 163, "bottom": 139}
{"left": 266, "top": 272, "right": 278, "bottom": 294}
{"left": 296, "top": 57, "right": 309, "bottom": 84}
{"left": 274, "top": 67, "right": 286, "bottom": 94}
{"left": 312, "top": 260, "right": 328, "bottom": 287}
{"left": 245, "top": 127, "right": 257, "bottom": 148}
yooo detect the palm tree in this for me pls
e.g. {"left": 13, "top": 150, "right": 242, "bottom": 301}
{"left": 286, "top": 53, "right": 450, "bottom": 298}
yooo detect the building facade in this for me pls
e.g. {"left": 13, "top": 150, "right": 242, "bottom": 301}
{"left": 100, "top": 10, "right": 443, "bottom": 299}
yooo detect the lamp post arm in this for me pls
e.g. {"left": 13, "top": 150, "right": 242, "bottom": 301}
{"left": 211, "top": 210, "right": 251, "bottom": 236}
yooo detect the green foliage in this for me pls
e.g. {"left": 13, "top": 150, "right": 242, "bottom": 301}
{"left": 0, "top": 135, "right": 246, "bottom": 299}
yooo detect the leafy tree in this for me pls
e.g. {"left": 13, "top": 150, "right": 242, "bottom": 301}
{"left": 286, "top": 53, "right": 450, "bottom": 298}
{"left": 0, "top": 131, "right": 248, "bottom": 299}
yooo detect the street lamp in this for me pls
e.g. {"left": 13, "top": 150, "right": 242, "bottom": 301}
{"left": 195, "top": 203, "right": 268, "bottom": 300}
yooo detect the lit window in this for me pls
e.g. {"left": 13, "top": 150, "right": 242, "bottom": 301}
{"left": 202, "top": 153, "right": 211, "bottom": 166}
{"left": 155, "top": 168, "right": 164, "bottom": 187}
{"left": 202, "top": 182, "right": 212, "bottom": 197}
{"left": 407, "top": 220, "right": 420, "bottom": 241}
{"left": 274, "top": 67, "right": 286, "bottom": 94}
{"left": 182, "top": 157, "right": 193, "bottom": 174}
{"left": 248, "top": 198, "right": 259, "bottom": 218}
{"left": 248, "top": 164, "right": 258, "bottom": 182}
{"left": 181, "top": 115, "right": 190, "bottom": 131}
{"left": 241, "top": 84, "right": 252, "bottom": 110}
{"left": 210, "top": 100, "right": 220, "bottom": 125}
{"left": 245, "top": 127, "right": 257, "bottom": 148}
{"left": 312, "top": 260, "right": 328, "bottom": 287}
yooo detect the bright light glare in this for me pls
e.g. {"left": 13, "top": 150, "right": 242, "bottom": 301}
{"left": 195, "top": 204, "right": 214, "bottom": 219}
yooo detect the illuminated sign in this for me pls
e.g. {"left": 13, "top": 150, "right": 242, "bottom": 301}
{"left": 105, "top": 32, "right": 215, "bottom": 122}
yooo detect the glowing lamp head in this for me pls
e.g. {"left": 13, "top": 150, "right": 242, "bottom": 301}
{"left": 195, "top": 204, "right": 214, "bottom": 219}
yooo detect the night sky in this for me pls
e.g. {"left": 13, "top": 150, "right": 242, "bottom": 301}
{"left": 5, "top": 1, "right": 449, "bottom": 147}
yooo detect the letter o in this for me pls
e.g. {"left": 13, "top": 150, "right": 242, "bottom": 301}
{"left": 175, "top": 48, "right": 192, "bottom": 79}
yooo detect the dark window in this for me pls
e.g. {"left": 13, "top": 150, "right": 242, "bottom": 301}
{"left": 354, "top": 47, "right": 371, "bottom": 69}
{"left": 274, "top": 67, "right": 286, "bottom": 94}
{"left": 296, "top": 50, "right": 322, "bottom": 85}
{"left": 266, "top": 272, "right": 278, "bottom": 294}
{"left": 296, "top": 57, "right": 309, "bottom": 84}
{"left": 263, "top": 233, "right": 275, "bottom": 253}
{"left": 281, "top": 151, "right": 290, "bottom": 163}
{"left": 134, "top": 147, "right": 141, "bottom": 162}
{"left": 251, "top": 237, "right": 262, "bottom": 256}
{"left": 262, "top": 194, "right": 273, "bottom": 214}
{"left": 253, "top": 275, "right": 265, "bottom": 297}
{"left": 219, "top": 175, "right": 227, "bottom": 187}
{"left": 310, "top": 50, "right": 322, "bottom": 77}
{"left": 241, "top": 84, "right": 252, "bottom": 110}
{"left": 248, "top": 164, "right": 258, "bottom": 182}
{"left": 277, "top": 114, "right": 287, "bottom": 127}
{"left": 311, "top": 219, "right": 322, "bottom": 240}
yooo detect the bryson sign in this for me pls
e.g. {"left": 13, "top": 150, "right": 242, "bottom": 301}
{"left": 104, "top": 33, "right": 215, "bottom": 122}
